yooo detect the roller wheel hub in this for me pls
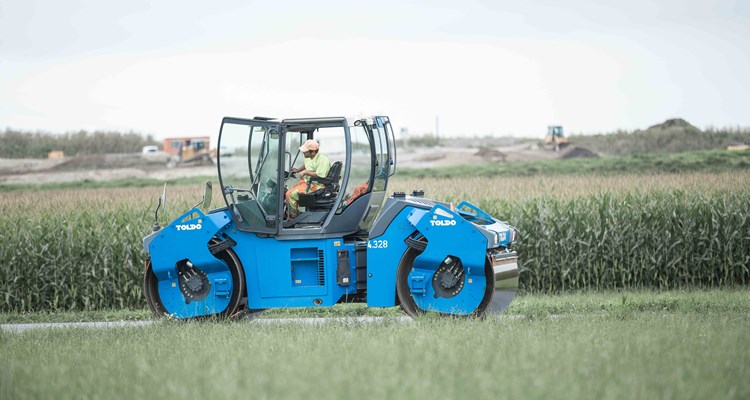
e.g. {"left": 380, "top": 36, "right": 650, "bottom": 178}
{"left": 178, "top": 262, "right": 211, "bottom": 304}
{"left": 432, "top": 256, "right": 465, "bottom": 298}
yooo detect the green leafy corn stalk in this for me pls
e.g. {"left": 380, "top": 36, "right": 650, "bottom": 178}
{"left": 1, "top": 188, "right": 748, "bottom": 312}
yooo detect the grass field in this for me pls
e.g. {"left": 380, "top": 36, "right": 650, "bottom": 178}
{"left": 1, "top": 148, "right": 748, "bottom": 192}
{"left": 399, "top": 148, "right": 750, "bottom": 178}
{"left": 2, "top": 290, "right": 748, "bottom": 399}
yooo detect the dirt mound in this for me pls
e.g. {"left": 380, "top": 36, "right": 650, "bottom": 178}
{"left": 561, "top": 146, "right": 599, "bottom": 159}
{"left": 51, "top": 153, "right": 167, "bottom": 172}
{"left": 414, "top": 153, "right": 446, "bottom": 162}
{"left": 474, "top": 147, "right": 507, "bottom": 162}
{"left": 646, "top": 118, "right": 702, "bottom": 134}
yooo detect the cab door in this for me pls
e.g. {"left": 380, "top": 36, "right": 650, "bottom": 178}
{"left": 218, "top": 117, "right": 283, "bottom": 234}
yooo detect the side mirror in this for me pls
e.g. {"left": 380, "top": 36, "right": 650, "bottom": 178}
{"left": 160, "top": 183, "right": 167, "bottom": 211}
{"left": 202, "top": 181, "right": 213, "bottom": 211}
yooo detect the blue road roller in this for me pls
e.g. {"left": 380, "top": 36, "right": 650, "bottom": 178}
{"left": 143, "top": 116, "right": 519, "bottom": 318}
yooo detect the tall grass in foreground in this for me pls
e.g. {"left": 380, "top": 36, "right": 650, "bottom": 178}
{"left": 1, "top": 289, "right": 748, "bottom": 323}
{"left": 2, "top": 306, "right": 749, "bottom": 400}
{"left": 1, "top": 173, "right": 749, "bottom": 311}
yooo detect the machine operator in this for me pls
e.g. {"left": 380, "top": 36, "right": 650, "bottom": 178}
{"left": 286, "top": 139, "right": 331, "bottom": 219}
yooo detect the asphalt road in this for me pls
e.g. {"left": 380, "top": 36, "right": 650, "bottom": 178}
{"left": 1, "top": 316, "right": 414, "bottom": 333}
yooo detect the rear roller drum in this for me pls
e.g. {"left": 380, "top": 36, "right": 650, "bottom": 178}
{"left": 143, "top": 243, "right": 246, "bottom": 319}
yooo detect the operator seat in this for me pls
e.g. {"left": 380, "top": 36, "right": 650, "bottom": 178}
{"left": 297, "top": 161, "right": 342, "bottom": 212}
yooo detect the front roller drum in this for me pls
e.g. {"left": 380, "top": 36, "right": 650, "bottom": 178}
{"left": 143, "top": 244, "right": 246, "bottom": 319}
{"left": 396, "top": 247, "right": 518, "bottom": 318}
{"left": 485, "top": 248, "right": 520, "bottom": 314}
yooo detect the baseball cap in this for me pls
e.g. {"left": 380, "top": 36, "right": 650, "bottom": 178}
{"left": 299, "top": 139, "right": 319, "bottom": 152}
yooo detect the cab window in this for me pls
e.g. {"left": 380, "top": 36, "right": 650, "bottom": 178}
{"left": 340, "top": 123, "right": 372, "bottom": 210}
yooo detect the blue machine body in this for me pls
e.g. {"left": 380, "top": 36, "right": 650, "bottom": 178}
{"left": 144, "top": 198, "right": 515, "bottom": 318}
{"left": 231, "top": 234, "right": 358, "bottom": 308}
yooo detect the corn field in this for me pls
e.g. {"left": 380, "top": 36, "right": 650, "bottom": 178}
{"left": 1, "top": 172, "right": 749, "bottom": 312}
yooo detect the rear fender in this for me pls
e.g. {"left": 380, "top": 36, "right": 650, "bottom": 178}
{"left": 147, "top": 209, "right": 233, "bottom": 280}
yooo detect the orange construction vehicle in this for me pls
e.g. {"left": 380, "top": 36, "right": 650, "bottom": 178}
{"left": 163, "top": 136, "right": 213, "bottom": 165}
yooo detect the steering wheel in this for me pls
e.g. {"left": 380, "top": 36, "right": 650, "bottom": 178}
{"left": 227, "top": 186, "right": 256, "bottom": 200}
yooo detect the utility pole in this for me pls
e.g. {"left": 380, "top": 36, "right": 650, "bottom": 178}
{"left": 400, "top": 127, "right": 409, "bottom": 148}
{"left": 435, "top": 115, "right": 440, "bottom": 145}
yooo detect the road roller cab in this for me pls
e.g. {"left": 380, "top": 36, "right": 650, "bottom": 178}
{"left": 143, "top": 115, "right": 519, "bottom": 319}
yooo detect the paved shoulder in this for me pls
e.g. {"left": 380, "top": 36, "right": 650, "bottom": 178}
{"left": 1, "top": 316, "right": 412, "bottom": 333}
{"left": 1, "top": 320, "right": 155, "bottom": 333}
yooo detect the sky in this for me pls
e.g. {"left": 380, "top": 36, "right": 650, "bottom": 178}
{"left": 1, "top": 0, "right": 749, "bottom": 140}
